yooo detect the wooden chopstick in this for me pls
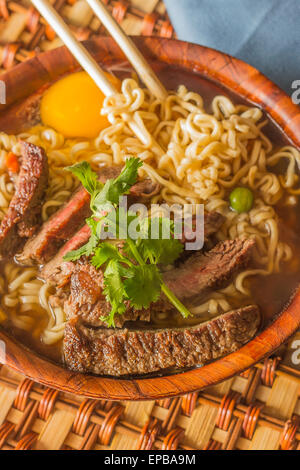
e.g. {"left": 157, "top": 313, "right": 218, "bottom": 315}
{"left": 31, "top": 0, "right": 116, "bottom": 96}
{"left": 86, "top": 0, "right": 168, "bottom": 100}
{"left": 30, "top": 0, "right": 164, "bottom": 154}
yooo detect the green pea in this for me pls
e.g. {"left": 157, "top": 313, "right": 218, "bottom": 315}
{"left": 229, "top": 187, "right": 254, "bottom": 213}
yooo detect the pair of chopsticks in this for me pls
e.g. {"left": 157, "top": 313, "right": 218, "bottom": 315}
{"left": 31, "top": 0, "right": 167, "bottom": 151}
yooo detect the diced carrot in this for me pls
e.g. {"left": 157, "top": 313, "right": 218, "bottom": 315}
{"left": 5, "top": 152, "right": 19, "bottom": 173}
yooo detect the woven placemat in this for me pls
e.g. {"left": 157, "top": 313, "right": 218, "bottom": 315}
{"left": 0, "top": 0, "right": 174, "bottom": 72}
{"left": 0, "top": 355, "right": 299, "bottom": 450}
{"left": 0, "top": 0, "right": 299, "bottom": 451}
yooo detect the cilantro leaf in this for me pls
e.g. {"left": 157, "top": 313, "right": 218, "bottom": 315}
{"left": 124, "top": 265, "right": 162, "bottom": 309}
{"left": 138, "top": 217, "right": 184, "bottom": 265}
{"left": 92, "top": 243, "right": 124, "bottom": 269}
{"left": 63, "top": 232, "right": 98, "bottom": 261}
{"left": 63, "top": 241, "right": 91, "bottom": 261}
{"left": 115, "top": 157, "right": 143, "bottom": 192}
{"left": 103, "top": 260, "right": 127, "bottom": 305}
{"left": 100, "top": 303, "right": 124, "bottom": 329}
{"left": 63, "top": 217, "right": 99, "bottom": 262}
{"left": 101, "top": 259, "right": 127, "bottom": 327}
{"left": 66, "top": 161, "right": 102, "bottom": 195}
{"left": 92, "top": 158, "right": 142, "bottom": 211}
{"left": 139, "top": 237, "right": 183, "bottom": 265}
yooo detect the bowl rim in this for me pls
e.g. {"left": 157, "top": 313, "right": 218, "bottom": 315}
{"left": 0, "top": 36, "right": 300, "bottom": 400}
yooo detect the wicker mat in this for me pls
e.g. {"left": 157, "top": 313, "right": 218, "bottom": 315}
{"left": 0, "top": 0, "right": 299, "bottom": 451}
{"left": 0, "top": 0, "right": 174, "bottom": 72}
{"left": 0, "top": 357, "right": 299, "bottom": 450}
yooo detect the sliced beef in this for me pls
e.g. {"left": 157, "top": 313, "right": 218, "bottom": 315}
{"left": 18, "top": 165, "right": 160, "bottom": 266}
{"left": 129, "top": 177, "right": 161, "bottom": 199}
{"left": 161, "top": 238, "right": 254, "bottom": 307}
{"left": 17, "top": 167, "right": 115, "bottom": 266}
{"left": 51, "top": 237, "right": 254, "bottom": 328}
{"left": 17, "top": 185, "right": 91, "bottom": 266}
{"left": 40, "top": 210, "right": 225, "bottom": 283}
{"left": 40, "top": 224, "right": 91, "bottom": 283}
{"left": 0, "top": 142, "right": 48, "bottom": 258}
{"left": 180, "top": 211, "right": 225, "bottom": 244}
{"left": 49, "top": 258, "right": 150, "bottom": 327}
{"left": 203, "top": 211, "right": 225, "bottom": 238}
{"left": 64, "top": 261, "right": 150, "bottom": 327}
{"left": 63, "top": 305, "right": 260, "bottom": 375}
{"left": 0, "top": 90, "right": 42, "bottom": 135}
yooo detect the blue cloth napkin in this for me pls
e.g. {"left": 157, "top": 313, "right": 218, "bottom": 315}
{"left": 165, "top": 0, "right": 300, "bottom": 95}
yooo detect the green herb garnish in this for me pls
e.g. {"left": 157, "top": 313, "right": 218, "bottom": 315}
{"left": 64, "top": 158, "right": 191, "bottom": 327}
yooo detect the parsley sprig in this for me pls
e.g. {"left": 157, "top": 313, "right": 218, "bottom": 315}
{"left": 64, "top": 158, "right": 192, "bottom": 327}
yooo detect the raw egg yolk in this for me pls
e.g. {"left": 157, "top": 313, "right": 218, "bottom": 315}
{"left": 40, "top": 71, "right": 121, "bottom": 138}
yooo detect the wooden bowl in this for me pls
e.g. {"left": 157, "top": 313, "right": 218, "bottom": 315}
{"left": 0, "top": 37, "right": 299, "bottom": 400}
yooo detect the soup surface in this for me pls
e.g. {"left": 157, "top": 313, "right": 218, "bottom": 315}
{"left": 0, "top": 63, "right": 299, "bottom": 374}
